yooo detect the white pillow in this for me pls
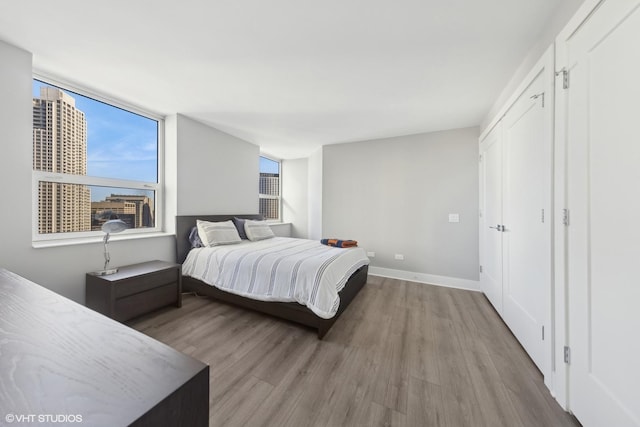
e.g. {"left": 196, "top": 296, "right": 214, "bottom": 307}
{"left": 196, "top": 219, "right": 241, "bottom": 246}
{"left": 244, "top": 219, "right": 275, "bottom": 241}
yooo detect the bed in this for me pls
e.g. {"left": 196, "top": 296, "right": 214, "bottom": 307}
{"left": 176, "top": 215, "right": 369, "bottom": 338}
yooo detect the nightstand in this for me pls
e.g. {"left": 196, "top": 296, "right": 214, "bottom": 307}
{"left": 86, "top": 260, "right": 182, "bottom": 322}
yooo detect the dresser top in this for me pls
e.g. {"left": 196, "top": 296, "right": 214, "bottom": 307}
{"left": 87, "top": 259, "right": 181, "bottom": 282}
{"left": 0, "top": 268, "right": 206, "bottom": 426}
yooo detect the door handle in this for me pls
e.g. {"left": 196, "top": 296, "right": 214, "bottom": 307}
{"left": 489, "top": 224, "right": 505, "bottom": 232}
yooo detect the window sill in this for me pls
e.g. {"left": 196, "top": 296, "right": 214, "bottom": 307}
{"left": 268, "top": 221, "right": 292, "bottom": 227}
{"left": 268, "top": 222, "right": 292, "bottom": 238}
{"left": 32, "top": 231, "right": 174, "bottom": 249}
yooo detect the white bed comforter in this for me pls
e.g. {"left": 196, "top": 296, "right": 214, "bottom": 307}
{"left": 182, "top": 237, "right": 370, "bottom": 319}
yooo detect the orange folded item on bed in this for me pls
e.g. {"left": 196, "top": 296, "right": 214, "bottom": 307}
{"left": 320, "top": 238, "right": 358, "bottom": 248}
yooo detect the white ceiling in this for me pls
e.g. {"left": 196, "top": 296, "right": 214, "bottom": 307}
{"left": 1, "top": 1, "right": 568, "bottom": 158}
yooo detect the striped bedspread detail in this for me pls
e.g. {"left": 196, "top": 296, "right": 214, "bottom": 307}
{"left": 182, "top": 237, "right": 370, "bottom": 319}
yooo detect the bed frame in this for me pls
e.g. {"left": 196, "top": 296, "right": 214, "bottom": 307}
{"left": 176, "top": 214, "right": 368, "bottom": 338}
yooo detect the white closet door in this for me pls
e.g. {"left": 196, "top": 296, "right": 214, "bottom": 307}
{"left": 479, "top": 123, "right": 503, "bottom": 313}
{"left": 501, "top": 70, "right": 551, "bottom": 373}
{"left": 564, "top": 1, "right": 640, "bottom": 425}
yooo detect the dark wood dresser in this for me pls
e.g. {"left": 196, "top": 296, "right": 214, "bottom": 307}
{"left": 86, "top": 260, "right": 182, "bottom": 322}
{"left": 0, "top": 268, "right": 209, "bottom": 427}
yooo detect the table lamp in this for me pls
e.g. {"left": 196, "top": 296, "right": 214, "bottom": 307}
{"left": 97, "top": 219, "right": 128, "bottom": 275}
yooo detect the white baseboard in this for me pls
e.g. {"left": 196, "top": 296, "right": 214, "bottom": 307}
{"left": 368, "top": 266, "right": 480, "bottom": 292}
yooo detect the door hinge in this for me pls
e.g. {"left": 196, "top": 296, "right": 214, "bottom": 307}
{"left": 480, "top": 265, "right": 483, "bottom": 273}
{"left": 542, "top": 326, "right": 545, "bottom": 340}
{"left": 562, "top": 209, "right": 570, "bottom": 226}
{"left": 541, "top": 209, "right": 545, "bottom": 223}
{"left": 479, "top": 154, "right": 483, "bottom": 162}
{"left": 564, "top": 346, "right": 571, "bottom": 364}
{"left": 556, "top": 68, "right": 569, "bottom": 89}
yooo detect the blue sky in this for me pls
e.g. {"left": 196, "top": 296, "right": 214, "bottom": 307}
{"left": 33, "top": 80, "right": 158, "bottom": 201}
{"left": 260, "top": 156, "right": 279, "bottom": 174}
{"left": 34, "top": 80, "right": 278, "bottom": 202}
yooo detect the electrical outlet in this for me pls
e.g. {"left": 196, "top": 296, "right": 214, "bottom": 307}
{"left": 394, "top": 254, "right": 404, "bottom": 260}
{"left": 366, "top": 251, "right": 376, "bottom": 258}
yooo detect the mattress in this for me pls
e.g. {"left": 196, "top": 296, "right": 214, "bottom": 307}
{"left": 182, "top": 237, "right": 370, "bottom": 319}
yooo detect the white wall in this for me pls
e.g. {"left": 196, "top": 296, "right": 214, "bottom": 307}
{"left": 269, "top": 222, "right": 292, "bottom": 237}
{"left": 0, "top": 40, "right": 174, "bottom": 303}
{"left": 307, "top": 148, "right": 323, "bottom": 240}
{"left": 322, "top": 127, "right": 480, "bottom": 286}
{"left": 164, "top": 114, "right": 178, "bottom": 234}
{"left": 481, "top": 0, "right": 585, "bottom": 130}
{"left": 282, "top": 158, "right": 309, "bottom": 238}
{"left": 175, "top": 114, "right": 259, "bottom": 215}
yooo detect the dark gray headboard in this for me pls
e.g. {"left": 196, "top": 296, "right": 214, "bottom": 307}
{"left": 175, "top": 214, "right": 264, "bottom": 264}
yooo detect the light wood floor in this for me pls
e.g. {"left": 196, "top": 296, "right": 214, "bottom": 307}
{"left": 130, "top": 276, "right": 580, "bottom": 427}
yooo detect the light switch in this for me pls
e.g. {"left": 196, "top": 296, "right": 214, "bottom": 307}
{"left": 448, "top": 213, "right": 460, "bottom": 223}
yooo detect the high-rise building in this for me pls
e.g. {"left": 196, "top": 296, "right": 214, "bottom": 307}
{"left": 104, "top": 194, "right": 154, "bottom": 228}
{"left": 259, "top": 172, "right": 280, "bottom": 220}
{"left": 33, "top": 87, "right": 91, "bottom": 233}
{"left": 91, "top": 200, "right": 137, "bottom": 230}
{"left": 259, "top": 173, "right": 279, "bottom": 196}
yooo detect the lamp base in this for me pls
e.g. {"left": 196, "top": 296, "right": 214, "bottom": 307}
{"left": 94, "top": 268, "right": 119, "bottom": 276}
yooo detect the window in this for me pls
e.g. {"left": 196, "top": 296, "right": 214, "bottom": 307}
{"left": 32, "top": 78, "right": 162, "bottom": 241}
{"left": 259, "top": 156, "right": 281, "bottom": 221}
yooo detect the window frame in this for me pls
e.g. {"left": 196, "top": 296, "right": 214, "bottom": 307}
{"left": 258, "top": 154, "right": 282, "bottom": 222}
{"left": 31, "top": 72, "right": 165, "bottom": 243}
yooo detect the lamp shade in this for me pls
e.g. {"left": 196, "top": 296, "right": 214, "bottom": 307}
{"left": 102, "top": 219, "right": 127, "bottom": 234}
{"left": 96, "top": 219, "right": 128, "bottom": 276}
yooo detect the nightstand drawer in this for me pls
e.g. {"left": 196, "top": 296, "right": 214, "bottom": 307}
{"left": 86, "top": 261, "right": 182, "bottom": 322}
{"left": 114, "top": 282, "right": 178, "bottom": 322}
{"left": 114, "top": 269, "right": 178, "bottom": 298}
